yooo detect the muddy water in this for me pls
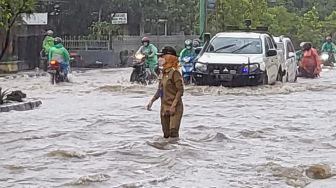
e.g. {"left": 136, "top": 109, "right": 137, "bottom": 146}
{"left": 1, "top": 68, "right": 336, "bottom": 188}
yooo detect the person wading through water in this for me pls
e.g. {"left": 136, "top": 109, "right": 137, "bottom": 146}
{"left": 146, "top": 46, "right": 184, "bottom": 140}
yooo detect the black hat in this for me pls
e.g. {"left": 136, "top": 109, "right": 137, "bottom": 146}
{"left": 157, "top": 46, "right": 177, "bottom": 57}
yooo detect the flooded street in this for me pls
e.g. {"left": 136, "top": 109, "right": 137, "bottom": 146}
{"left": 1, "top": 68, "right": 336, "bottom": 188}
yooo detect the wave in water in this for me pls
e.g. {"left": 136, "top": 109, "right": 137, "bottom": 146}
{"left": 68, "top": 174, "right": 111, "bottom": 185}
{"left": 47, "top": 150, "right": 86, "bottom": 159}
{"left": 115, "top": 176, "right": 170, "bottom": 188}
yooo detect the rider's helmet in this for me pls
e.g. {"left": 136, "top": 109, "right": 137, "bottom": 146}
{"left": 192, "top": 39, "right": 201, "bottom": 48}
{"left": 185, "top": 39, "right": 193, "bottom": 49}
{"left": 299, "top": 42, "right": 306, "bottom": 49}
{"left": 303, "top": 42, "right": 312, "bottom": 51}
{"left": 326, "top": 36, "right": 332, "bottom": 42}
{"left": 159, "top": 46, "right": 177, "bottom": 57}
{"left": 54, "top": 37, "right": 63, "bottom": 45}
{"left": 46, "top": 30, "right": 54, "bottom": 36}
{"left": 141, "top": 37, "right": 150, "bottom": 46}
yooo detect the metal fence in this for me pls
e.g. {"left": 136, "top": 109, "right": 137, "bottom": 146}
{"left": 63, "top": 36, "right": 110, "bottom": 51}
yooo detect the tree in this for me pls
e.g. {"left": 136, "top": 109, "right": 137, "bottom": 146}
{"left": 265, "top": 6, "right": 300, "bottom": 37}
{"left": 321, "top": 11, "right": 336, "bottom": 38}
{"left": 297, "top": 6, "right": 323, "bottom": 48}
{"left": 89, "top": 21, "right": 122, "bottom": 38}
{"left": 0, "top": 0, "right": 36, "bottom": 61}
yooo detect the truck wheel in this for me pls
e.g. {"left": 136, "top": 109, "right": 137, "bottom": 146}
{"left": 51, "top": 74, "right": 56, "bottom": 85}
{"left": 130, "top": 71, "right": 137, "bottom": 82}
{"left": 262, "top": 72, "right": 268, "bottom": 85}
{"left": 294, "top": 69, "right": 298, "bottom": 82}
{"left": 276, "top": 67, "right": 284, "bottom": 82}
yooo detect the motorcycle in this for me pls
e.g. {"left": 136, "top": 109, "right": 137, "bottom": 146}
{"left": 297, "top": 58, "right": 319, "bottom": 78}
{"left": 48, "top": 60, "right": 68, "bottom": 85}
{"left": 130, "top": 53, "right": 159, "bottom": 85}
{"left": 181, "top": 56, "right": 194, "bottom": 84}
{"left": 130, "top": 53, "right": 147, "bottom": 85}
{"left": 320, "top": 51, "right": 335, "bottom": 67}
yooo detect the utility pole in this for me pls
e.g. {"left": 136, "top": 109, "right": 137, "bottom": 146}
{"left": 199, "top": 0, "right": 206, "bottom": 42}
{"left": 139, "top": 0, "right": 144, "bottom": 36}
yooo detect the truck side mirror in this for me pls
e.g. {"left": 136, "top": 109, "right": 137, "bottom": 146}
{"left": 204, "top": 33, "right": 211, "bottom": 43}
{"left": 288, "top": 52, "right": 295, "bottom": 58}
{"left": 195, "top": 47, "right": 203, "bottom": 55}
{"left": 267, "top": 49, "right": 277, "bottom": 56}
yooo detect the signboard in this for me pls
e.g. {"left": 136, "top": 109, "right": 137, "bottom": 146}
{"left": 111, "top": 13, "right": 128, "bottom": 25}
{"left": 207, "top": 0, "right": 216, "bottom": 10}
{"left": 21, "top": 13, "right": 48, "bottom": 25}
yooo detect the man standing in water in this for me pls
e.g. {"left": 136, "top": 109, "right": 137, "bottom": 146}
{"left": 147, "top": 46, "right": 184, "bottom": 140}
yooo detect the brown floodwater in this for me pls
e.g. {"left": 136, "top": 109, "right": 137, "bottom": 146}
{"left": 1, "top": 68, "right": 336, "bottom": 187}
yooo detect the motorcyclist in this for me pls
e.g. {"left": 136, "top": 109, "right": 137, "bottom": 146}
{"left": 179, "top": 39, "right": 195, "bottom": 66}
{"left": 192, "top": 39, "right": 201, "bottom": 48}
{"left": 321, "top": 36, "right": 336, "bottom": 53}
{"left": 48, "top": 37, "right": 70, "bottom": 79}
{"left": 42, "top": 30, "right": 55, "bottom": 56}
{"left": 139, "top": 37, "right": 158, "bottom": 79}
{"left": 298, "top": 42, "right": 321, "bottom": 78}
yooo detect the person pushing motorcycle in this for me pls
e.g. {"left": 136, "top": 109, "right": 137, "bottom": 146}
{"left": 298, "top": 42, "right": 321, "bottom": 78}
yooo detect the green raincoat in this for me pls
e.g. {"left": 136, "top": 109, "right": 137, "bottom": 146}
{"left": 321, "top": 42, "right": 336, "bottom": 53}
{"left": 179, "top": 48, "right": 195, "bottom": 65}
{"left": 48, "top": 43, "right": 70, "bottom": 64}
{"left": 42, "top": 36, "right": 55, "bottom": 54}
{"left": 140, "top": 44, "right": 158, "bottom": 70}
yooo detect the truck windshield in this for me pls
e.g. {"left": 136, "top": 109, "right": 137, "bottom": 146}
{"left": 207, "top": 37, "right": 263, "bottom": 54}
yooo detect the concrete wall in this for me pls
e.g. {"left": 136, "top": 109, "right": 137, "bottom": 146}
{"left": 66, "top": 35, "right": 199, "bottom": 68}
{"left": 73, "top": 50, "right": 115, "bottom": 68}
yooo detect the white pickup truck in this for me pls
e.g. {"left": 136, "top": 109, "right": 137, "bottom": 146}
{"left": 193, "top": 31, "right": 282, "bottom": 86}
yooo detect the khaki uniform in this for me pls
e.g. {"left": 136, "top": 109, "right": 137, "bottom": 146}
{"left": 159, "top": 67, "right": 184, "bottom": 138}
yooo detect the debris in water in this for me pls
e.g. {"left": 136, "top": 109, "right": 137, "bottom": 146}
{"left": 214, "top": 132, "right": 230, "bottom": 141}
{"left": 257, "top": 162, "right": 311, "bottom": 187}
{"left": 240, "top": 130, "right": 265, "bottom": 138}
{"left": 305, "top": 164, "right": 333, "bottom": 179}
{"left": 3, "top": 164, "right": 25, "bottom": 170}
{"left": 71, "top": 174, "right": 111, "bottom": 185}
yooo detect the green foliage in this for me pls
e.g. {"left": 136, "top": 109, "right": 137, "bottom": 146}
{"left": 2, "top": 0, "right": 336, "bottom": 49}
{"left": 0, "top": 0, "right": 35, "bottom": 30}
{"left": 0, "top": 0, "right": 36, "bottom": 61}
{"left": 297, "top": 6, "right": 323, "bottom": 48}
{"left": 89, "top": 21, "right": 122, "bottom": 37}
{"left": 205, "top": 0, "right": 336, "bottom": 48}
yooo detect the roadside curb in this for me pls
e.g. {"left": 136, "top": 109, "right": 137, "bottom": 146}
{"left": 0, "top": 100, "right": 42, "bottom": 113}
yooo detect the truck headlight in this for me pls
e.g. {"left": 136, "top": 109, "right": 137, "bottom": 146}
{"left": 195, "top": 62, "right": 207, "bottom": 72}
{"left": 242, "top": 63, "right": 259, "bottom": 73}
